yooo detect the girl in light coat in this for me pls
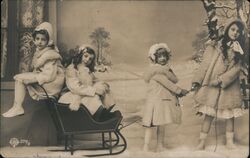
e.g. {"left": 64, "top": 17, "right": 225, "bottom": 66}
{"left": 142, "top": 43, "right": 189, "bottom": 152}
{"left": 192, "top": 19, "right": 247, "bottom": 150}
{"left": 2, "top": 22, "right": 65, "bottom": 118}
{"left": 58, "top": 45, "right": 115, "bottom": 121}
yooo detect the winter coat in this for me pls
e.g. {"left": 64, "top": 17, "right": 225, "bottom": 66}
{"left": 58, "top": 64, "right": 115, "bottom": 114}
{"left": 142, "top": 64, "right": 182, "bottom": 126}
{"left": 14, "top": 47, "right": 65, "bottom": 100}
{"left": 192, "top": 42, "right": 242, "bottom": 110}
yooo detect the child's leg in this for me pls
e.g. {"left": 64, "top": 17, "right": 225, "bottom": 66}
{"left": 201, "top": 114, "right": 214, "bottom": 133}
{"left": 225, "top": 117, "right": 236, "bottom": 149}
{"left": 2, "top": 80, "right": 26, "bottom": 117}
{"left": 156, "top": 125, "right": 166, "bottom": 152}
{"left": 196, "top": 114, "right": 214, "bottom": 150}
{"left": 143, "top": 127, "right": 152, "bottom": 151}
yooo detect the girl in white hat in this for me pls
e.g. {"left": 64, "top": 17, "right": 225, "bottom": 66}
{"left": 2, "top": 22, "right": 65, "bottom": 118}
{"left": 58, "top": 45, "right": 116, "bottom": 121}
{"left": 142, "top": 43, "right": 189, "bottom": 152}
{"left": 192, "top": 19, "right": 247, "bottom": 150}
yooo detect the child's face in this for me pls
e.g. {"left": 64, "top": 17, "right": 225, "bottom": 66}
{"left": 34, "top": 33, "right": 48, "bottom": 51}
{"left": 155, "top": 50, "right": 168, "bottom": 66}
{"left": 228, "top": 24, "right": 240, "bottom": 41}
{"left": 82, "top": 52, "right": 94, "bottom": 66}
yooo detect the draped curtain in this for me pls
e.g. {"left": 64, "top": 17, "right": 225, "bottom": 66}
{"left": 19, "top": 0, "right": 45, "bottom": 73}
{"left": 1, "top": 0, "right": 8, "bottom": 78}
{"left": 0, "top": 0, "right": 46, "bottom": 79}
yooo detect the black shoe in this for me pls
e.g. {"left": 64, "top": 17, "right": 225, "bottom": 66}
{"left": 107, "top": 104, "right": 116, "bottom": 112}
{"left": 93, "top": 106, "right": 105, "bottom": 122}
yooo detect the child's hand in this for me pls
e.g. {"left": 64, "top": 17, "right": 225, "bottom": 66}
{"left": 103, "top": 82, "right": 110, "bottom": 92}
{"left": 177, "top": 89, "right": 189, "bottom": 97}
{"left": 181, "top": 89, "right": 189, "bottom": 96}
{"left": 209, "top": 78, "right": 222, "bottom": 87}
{"left": 69, "top": 103, "right": 80, "bottom": 111}
{"left": 94, "top": 82, "right": 110, "bottom": 95}
{"left": 95, "top": 84, "right": 106, "bottom": 96}
{"left": 95, "top": 88, "right": 105, "bottom": 96}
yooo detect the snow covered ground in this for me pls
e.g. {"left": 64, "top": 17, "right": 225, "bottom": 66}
{"left": 0, "top": 142, "right": 248, "bottom": 158}
{"left": 0, "top": 61, "right": 249, "bottom": 158}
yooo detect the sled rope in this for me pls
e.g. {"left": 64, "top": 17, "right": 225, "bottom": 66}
{"left": 214, "top": 88, "right": 221, "bottom": 152}
{"left": 119, "top": 117, "right": 142, "bottom": 130}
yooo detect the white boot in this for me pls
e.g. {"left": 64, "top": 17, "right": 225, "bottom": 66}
{"left": 3, "top": 80, "right": 26, "bottom": 118}
{"left": 2, "top": 103, "right": 24, "bottom": 118}
{"left": 226, "top": 132, "right": 236, "bottom": 149}
{"left": 195, "top": 132, "right": 207, "bottom": 150}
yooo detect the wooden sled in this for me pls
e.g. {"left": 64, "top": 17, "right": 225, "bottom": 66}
{"left": 38, "top": 85, "right": 127, "bottom": 157}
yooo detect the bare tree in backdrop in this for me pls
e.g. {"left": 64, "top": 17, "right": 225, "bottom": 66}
{"left": 89, "top": 27, "right": 111, "bottom": 66}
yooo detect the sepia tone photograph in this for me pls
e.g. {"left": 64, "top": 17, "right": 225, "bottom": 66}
{"left": 0, "top": 0, "right": 249, "bottom": 157}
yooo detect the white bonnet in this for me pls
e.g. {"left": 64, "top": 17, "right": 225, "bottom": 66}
{"left": 148, "top": 43, "right": 171, "bottom": 61}
{"left": 34, "top": 22, "right": 54, "bottom": 46}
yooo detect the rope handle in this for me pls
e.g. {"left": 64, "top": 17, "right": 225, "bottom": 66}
{"left": 118, "top": 117, "right": 142, "bottom": 130}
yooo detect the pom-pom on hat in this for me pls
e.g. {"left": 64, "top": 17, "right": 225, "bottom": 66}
{"left": 148, "top": 43, "right": 171, "bottom": 61}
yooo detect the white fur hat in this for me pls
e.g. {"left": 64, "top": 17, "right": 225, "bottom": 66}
{"left": 148, "top": 43, "right": 171, "bottom": 61}
{"left": 34, "top": 22, "right": 54, "bottom": 46}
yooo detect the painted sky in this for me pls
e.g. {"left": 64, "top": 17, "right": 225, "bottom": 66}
{"left": 57, "top": 0, "right": 207, "bottom": 69}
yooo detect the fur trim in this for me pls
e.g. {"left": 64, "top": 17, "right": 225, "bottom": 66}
{"left": 66, "top": 64, "right": 94, "bottom": 86}
{"left": 65, "top": 64, "right": 77, "bottom": 78}
{"left": 144, "top": 64, "right": 178, "bottom": 83}
{"left": 77, "top": 65, "right": 94, "bottom": 86}
{"left": 35, "top": 22, "right": 54, "bottom": 46}
{"left": 32, "top": 47, "right": 62, "bottom": 69}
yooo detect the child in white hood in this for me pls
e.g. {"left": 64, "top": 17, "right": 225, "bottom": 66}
{"left": 142, "top": 43, "right": 189, "bottom": 152}
{"left": 2, "top": 22, "right": 65, "bottom": 118}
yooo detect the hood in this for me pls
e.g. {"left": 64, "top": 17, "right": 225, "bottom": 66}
{"left": 148, "top": 43, "right": 171, "bottom": 62}
{"left": 35, "top": 22, "right": 54, "bottom": 46}
{"left": 223, "top": 19, "right": 246, "bottom": 36}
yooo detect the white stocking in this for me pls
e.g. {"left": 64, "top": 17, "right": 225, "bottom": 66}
{"left": 143, "top": 127, "right": 152, "bottom": 151}
{"left": 2, "top": 80, "right": 26, "bottom": 117}
{"left": 157, "top": 126, "right": 165, "bottom": 147}
{"left": 13, "top": 80, "right": 26, "bottom": 108}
